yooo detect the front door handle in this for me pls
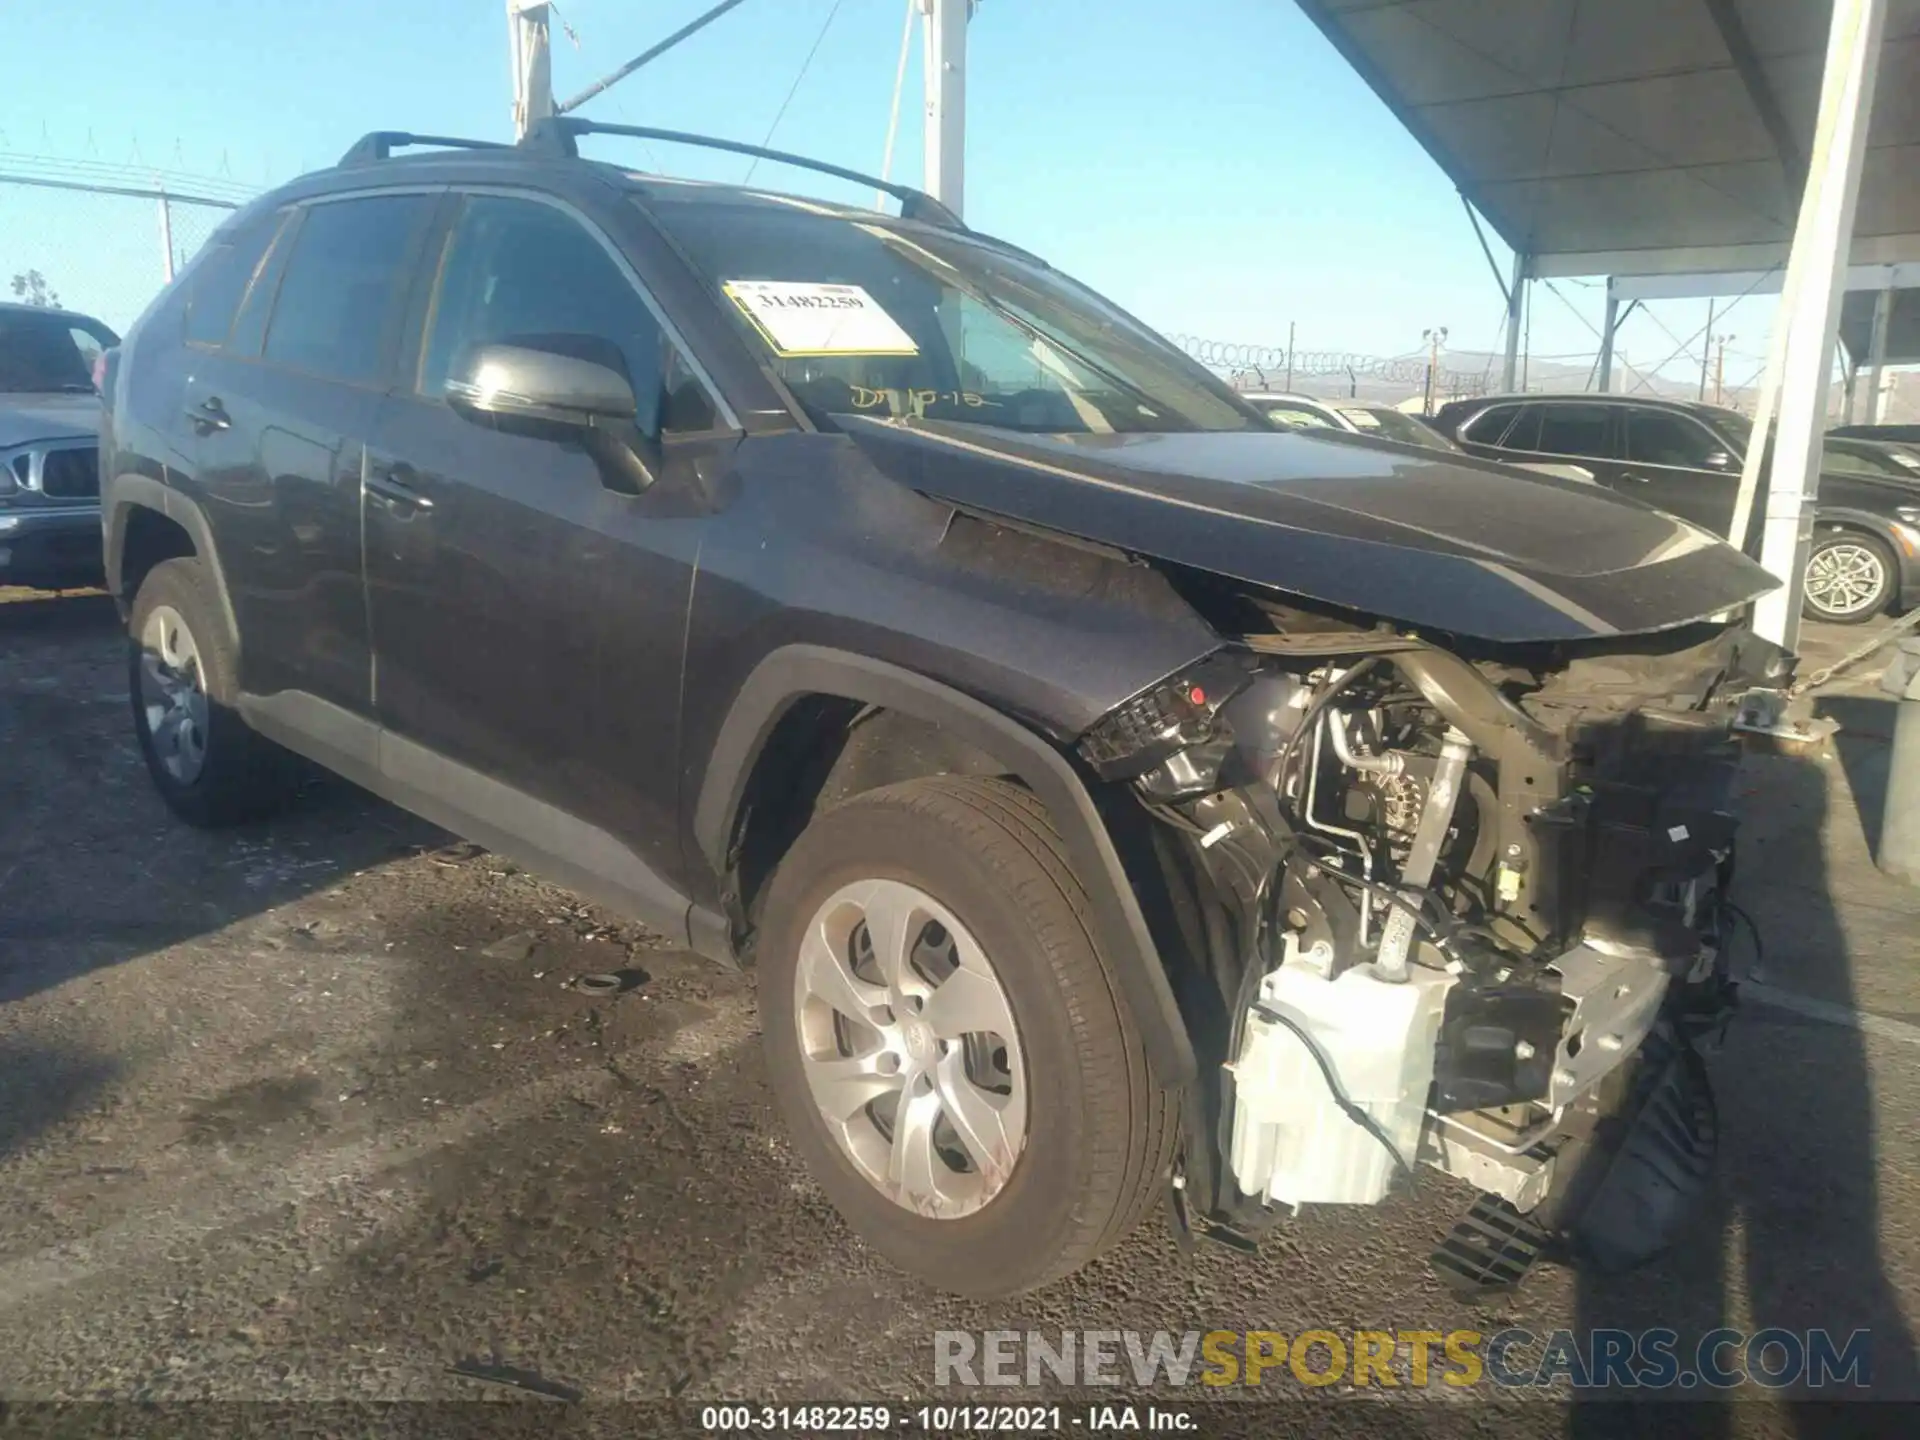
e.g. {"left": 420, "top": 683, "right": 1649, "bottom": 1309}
{"left": 187, "top": 397, "right": 231, "bottom": 435}
{"left": 366, "top": 465, "right": 433, "bottom": 512}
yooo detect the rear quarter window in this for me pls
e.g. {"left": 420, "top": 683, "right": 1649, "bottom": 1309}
{"left": 184, "top": 216, "right": 281, "bottom": 348}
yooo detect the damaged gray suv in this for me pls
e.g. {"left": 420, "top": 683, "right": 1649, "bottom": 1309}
{"left": 99, "top": 120, "right": 1789, "bottom": 1298}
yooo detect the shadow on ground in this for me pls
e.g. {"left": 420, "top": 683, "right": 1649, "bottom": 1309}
{"left": 1567, "top": 741, "right": 1917, "bottom": 1432}
{"left": 0, "top": 593, "right": 445, "bottom": 1007}
{"left": 0, "top": 1037, "right": 120, "bottom": 1163}
{"left": 1816, "top": 694, "right": 1897, "bottom": 859}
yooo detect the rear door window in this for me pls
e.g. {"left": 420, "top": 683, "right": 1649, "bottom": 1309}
{"left": 1533, "top": 404, "right": 1616, "bottom": 460}
{"left": 1625, "top": 411, "right": 1724, "bottom": 469}
{"left": 261, "top": 194, "right": 434, "bottom": 386}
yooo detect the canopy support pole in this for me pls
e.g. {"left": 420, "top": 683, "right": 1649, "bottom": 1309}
{"left": 1597, "top": 283, "right": 1620, "bottom": 393}
{"left": 1753, "top": 0, "right": 1886, "bottom": 653}
{"left": 1866, "top": 282, "right": 1894, "bottom": 423}
{"left": 922, "top": 0, "right": 969, "bottom": 217}
{"left": 508, "top": 2, "right": 553, "bottom": 140}
{"left": 1501, "top": 250, "right": 1527, "bottom": 391}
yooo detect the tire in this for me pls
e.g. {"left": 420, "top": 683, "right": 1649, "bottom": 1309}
{"left": 1802, "top": 531, "right": 1896, "bottom": 625}
{"left": 758, "top": 775, "right": 1179, "bottom": 1297}
{"left": 128, "top": 557, "right": 294, "bottom": 826}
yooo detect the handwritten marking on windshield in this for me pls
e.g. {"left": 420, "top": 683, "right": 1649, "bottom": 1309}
{"left": 850, "top": 387, "right": 1002, "bottom": 417}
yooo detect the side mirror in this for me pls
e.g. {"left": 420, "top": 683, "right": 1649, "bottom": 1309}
{"left": 446, "top": 341, "right": 657, "bottom": 493}
{"left": 447, "top": 342, "right": 638, "bottom": 428}
{"left": 1703, "top": 450, "right": 1733, "bottom": 471}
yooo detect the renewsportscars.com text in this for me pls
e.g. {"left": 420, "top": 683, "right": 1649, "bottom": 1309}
{"left": 933, "top": 1327, "right": 1872, "bottom": 1391}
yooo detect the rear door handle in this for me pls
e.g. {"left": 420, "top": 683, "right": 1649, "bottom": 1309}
{"left": 187, "top": 397, "right": 231, "bottom": 434}
{"left": 366, "top": 464, "right": 433, "bottom": 512}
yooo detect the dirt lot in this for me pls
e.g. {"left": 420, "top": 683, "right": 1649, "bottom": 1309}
{"left": 3, "top": 590, "right": 1919, "bottom": 1434}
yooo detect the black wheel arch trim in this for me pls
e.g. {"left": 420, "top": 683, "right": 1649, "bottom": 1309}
{"left": 104, "top": 477, "right": 242, "bottom": 646}
{"left": 694, "top": 644, "right": 1199, "bottom": 1084}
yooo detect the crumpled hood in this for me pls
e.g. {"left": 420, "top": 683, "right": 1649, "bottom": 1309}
{"left": 840, "top": 416, "right": 1780, "bottom": 643}
{"left": 0, "top": 394, "right": 100, "bottom": 448}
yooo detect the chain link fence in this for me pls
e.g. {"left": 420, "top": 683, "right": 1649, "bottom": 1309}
{"left": 2, "top": 158, "right": 253, "bottom": 334}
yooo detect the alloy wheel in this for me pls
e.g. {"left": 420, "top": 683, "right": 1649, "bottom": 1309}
{"left": 792, "top": 878, "right": 1028, "bottom": 1218}
{"left": 138, "top": 604, "right": 211, "bottom": 784}
{"left": 1804, "top": 541, "right": 1887, "bottom": 619}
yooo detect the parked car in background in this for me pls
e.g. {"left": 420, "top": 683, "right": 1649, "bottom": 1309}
{"left": 1830, "top": 421, "right": 1920, "bottom": 445}
{"left": 101, "top": 120, "right": 1786, "bottom": 1299}
{"left": 0, "top": 301, "right": 116, "bottom": 592}
{"left": 1243, "top": 391, "right": 1596, "bottom": 483}
{"left": 1432, "top": 392, "right": 1920, "bottom": 624}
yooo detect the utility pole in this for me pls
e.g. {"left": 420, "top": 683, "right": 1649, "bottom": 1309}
{"left": 1285, "top": 321, "right": 1295, "bottom": 393}
{"left": 508, "top": 1, "right": 553, "bottom": 139}
{"left": 921, "top": 0, "right": 970, "bottom": 216}
{"left": 1423, "top": 326, "right": 1448, "bottom": 414}
{"left": 1698, "top": 299, "right": 1717, "bottom": 400}
{"left": 1713, "top": 334, "right": 1734, "bottom": 406}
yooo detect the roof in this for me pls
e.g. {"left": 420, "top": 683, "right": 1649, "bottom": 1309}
{"left": 1297, "top": 0, "right": 1920, "bottom": 278}
{"left": 1440, "top": 391, "right": 1750, "bottom": 422}
{"left": 0, "top": 300, "right": 113, "bottom": 328}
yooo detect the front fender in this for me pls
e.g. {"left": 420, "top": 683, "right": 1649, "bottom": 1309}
{"left": 694, "top": 644, "right": 1198, "bottom": 1084}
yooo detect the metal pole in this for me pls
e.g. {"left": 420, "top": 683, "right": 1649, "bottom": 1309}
{"left": 1754, "top": 0, "right": 1887, "bottom": 652}
{"left": 1286, "top": 321, "right": 1295, "bottom": 392}
{"left": 876, "top": 0, "right": 916, "bottom": 206}
{"left": 1866, "top": 282, "right": 1894, "bottom": 423}
{"left": 1698, "top": 299, "right": 1717, "bottom": 399}
{"left": 1880, "top": 639, "right": 1920, "bottom": 884}
{"left": 1501, "top": 250, "right": 1526, "bottom": 391}
{"left": 157, "top": 189, "right": 175, "bottom": 283}
{"left": 555, "top": 0, "right": 751, "bottom": 116}
{"left": 922, "top": 0, "right": 968, "bottom": 216}
{"left": 1598, "top": 284, "right": 1619, "bottom": 392}
{"left": 509, "top": 1, "right": 554, "bottom": 139}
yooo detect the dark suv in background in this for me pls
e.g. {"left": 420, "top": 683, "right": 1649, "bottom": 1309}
{"left": 1433, "top": 392, "right": 1920, "bottom": 624}
{"left": 100, "top": 121, "right": 1787, "bottom": 1298}
{"left": 0, "top": 301, "right": 117, "bottom": 591}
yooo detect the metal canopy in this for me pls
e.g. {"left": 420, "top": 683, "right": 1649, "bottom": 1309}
{"left": 1298, "top": 0, "right": 1920, "bottom": 278}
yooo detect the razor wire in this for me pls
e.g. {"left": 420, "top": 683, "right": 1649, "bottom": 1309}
{"left": 1172, "top": 335, "right": 1493, "bottom": 400}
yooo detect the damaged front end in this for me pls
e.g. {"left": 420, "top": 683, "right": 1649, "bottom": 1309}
{"left": 1080, "top": 606, "right": 1792, "bottom": 1280}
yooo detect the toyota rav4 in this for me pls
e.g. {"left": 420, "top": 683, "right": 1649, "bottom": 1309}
{"left": 100, "top": 121, "right": 1789, "bottom": 1298}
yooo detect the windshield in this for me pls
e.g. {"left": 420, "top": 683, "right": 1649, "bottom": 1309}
{"left": 641, "top": 195, "right": 1259, "bottom": 435}
{"left": 1822, "top": 436, "right": 1920, "bottom": 480}
{"left": 1710, "top": 410, "right": 1920, "bottom": 479}
{"left": 1332, "top": 403, "right": 1458, "bottom": 452}
{"left": 0, "top": 309, "right": 117, "bottom": 394}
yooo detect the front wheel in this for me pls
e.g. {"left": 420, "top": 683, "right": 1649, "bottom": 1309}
{"left": 757, "top": 776, "right": 1178, "bottom": 1297}
{"left": 1802, "top": 532, "right": 1895, "bottom": 625}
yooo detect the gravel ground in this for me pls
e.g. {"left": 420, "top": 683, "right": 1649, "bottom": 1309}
{"left": 2, "top": 591, "right": 1917, "bottom": 1437}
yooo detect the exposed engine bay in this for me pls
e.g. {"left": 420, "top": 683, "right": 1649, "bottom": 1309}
{"left": 1079, "top": 604, "right": 1791, "bottom": 1272}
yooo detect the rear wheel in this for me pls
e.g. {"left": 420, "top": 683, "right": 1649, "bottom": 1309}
{"left": 1802, "top": 532, "right": 1895, "bottom": 624}
{"left": 129, "top": 558, "right": 293, "bottom": 826}
{"left": 757, "top": 775, "right": 1178, "bottom": 1297}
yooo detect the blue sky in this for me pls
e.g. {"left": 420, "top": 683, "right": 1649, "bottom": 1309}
{"left": 5, "top": 0, "right": 1775, "bottom": 390}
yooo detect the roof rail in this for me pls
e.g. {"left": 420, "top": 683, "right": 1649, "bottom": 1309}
{"left": 338, "top": 132, "right": 513, "bottom": 167}
{"left": 519, "top": 117, "right": 966, "bottom": 230}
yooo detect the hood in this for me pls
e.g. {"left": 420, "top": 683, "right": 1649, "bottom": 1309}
{"left": 1817, "top": 465, "right": 1920, "bottom": 507}
{"left": 0, "top": 393, "right": 100, "bottom": 448}
{"left": 840, "top": 417, "right": 1781, "bottom": 644}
